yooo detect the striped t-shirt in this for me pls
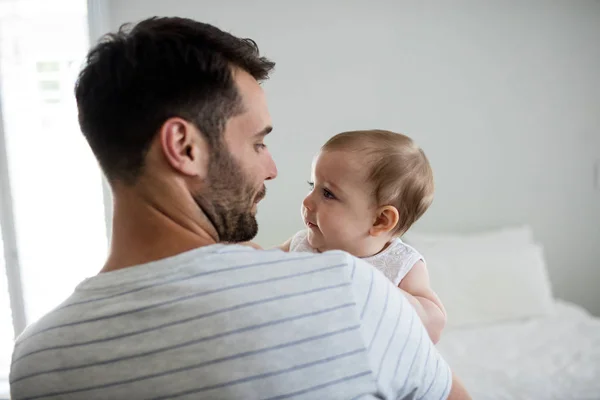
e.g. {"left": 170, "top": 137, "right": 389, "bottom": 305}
{"left": 10, "top": 244, "right": 451, "bottom": 400}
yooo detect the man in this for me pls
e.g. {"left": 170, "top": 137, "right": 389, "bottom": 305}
{"left": 10, "top": 17, "right": 470, "bottom": 399}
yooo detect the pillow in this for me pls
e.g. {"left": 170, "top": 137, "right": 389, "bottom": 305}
{"left": 406, "top": 229, "right": 554, "bottom": 329}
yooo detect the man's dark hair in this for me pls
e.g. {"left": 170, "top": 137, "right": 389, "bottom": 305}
{"left": 75, "top": 17, "right": 275, "bottom": 183}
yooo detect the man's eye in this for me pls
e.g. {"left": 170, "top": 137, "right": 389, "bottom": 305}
{"left": 255, "top": 143, "right": 267, "bottom": 151}
{"left": 307, "top": 181, "right": 314, "bottom": 190}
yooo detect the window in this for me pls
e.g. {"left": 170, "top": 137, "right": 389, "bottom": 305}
{"left": 35, "top": 61, "right": 60, "bottom": 73}
{"left": 0, "top": 0, "right": 108, "bottom": 388}
{"left": 38, "top": 80, "right": 60, "bottom": 91}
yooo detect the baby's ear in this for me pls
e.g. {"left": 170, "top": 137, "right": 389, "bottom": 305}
{"left": 370, "top": 205, "right": 399, "bottom": 237}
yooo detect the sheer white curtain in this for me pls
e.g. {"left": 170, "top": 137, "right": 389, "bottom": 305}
{"left": 0, "top": 234, "right": 13, "bottom": 396}
{"left": 0, "top": 0, "right": 108, "bottom": 390}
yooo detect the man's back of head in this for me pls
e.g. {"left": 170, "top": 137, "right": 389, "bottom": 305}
{"left": 76, "top": 16, "right": 274, "bottom": 184}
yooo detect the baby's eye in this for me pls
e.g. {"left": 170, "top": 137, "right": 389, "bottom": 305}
{"left": 323, "top": 189, "right": 336, "bottom": 200}
{"left": 307, "top": 181, "right": 314, "bottom": 190}
{"left": 254, "top": 143, "right": 267, "bottom": 151}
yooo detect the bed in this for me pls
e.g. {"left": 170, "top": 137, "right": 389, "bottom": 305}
{"left": 438, "top": 300, "right": 600, "bottom": 399}
{"left": 405, "top": 226, "right": 600, "bottom": 400}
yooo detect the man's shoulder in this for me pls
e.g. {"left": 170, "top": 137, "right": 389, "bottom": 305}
{"left": 221, "top": 245, "right": 356, "bottom": 267}
{"left": 9, "top": 246, "right": 382, "bottom": 400}
{"left": 265, "top": 247, "right": 374, "bottom": 277}
{"left": 217, "top": 247, "right": 378, "bottom": 306}
{"left": 9, "top": 248, "right": 371, "bottom": 352}
{"left": 11, "top": 293, "right": 79, "bottom": 371}
{"left": 251, "top": 247, "right": 362, "bottom": 280}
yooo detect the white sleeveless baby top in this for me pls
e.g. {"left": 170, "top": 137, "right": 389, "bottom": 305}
{"left": 289, "top": 230, "right": 423, "bottom": 285}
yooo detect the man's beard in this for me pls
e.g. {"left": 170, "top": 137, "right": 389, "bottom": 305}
{"left": 192, "top": 143, "right": 265, "bottom": 243}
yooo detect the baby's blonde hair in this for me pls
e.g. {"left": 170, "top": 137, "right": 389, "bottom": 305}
{"left": 321, "top": 129, "right": 434, "bottom": 236}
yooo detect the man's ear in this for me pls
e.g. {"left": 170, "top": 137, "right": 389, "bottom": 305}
{"left": 370, "top": 205, "right": 399, "bottom": 237}
{"left": 159, "top": 117, "right": 209, "bottom": 178}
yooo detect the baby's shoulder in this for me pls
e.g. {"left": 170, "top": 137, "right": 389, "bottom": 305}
{"left": 378, "top": 238, "right": 423, "bottom": 262}
{"left": 366, "top": 239, "right": 424, "bottom": 284}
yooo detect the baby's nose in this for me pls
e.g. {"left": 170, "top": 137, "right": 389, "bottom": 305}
{"left": 302, "top": 193, "right": 315, "bottom": 211}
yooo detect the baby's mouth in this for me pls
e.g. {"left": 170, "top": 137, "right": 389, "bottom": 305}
{"left": 306, "top": 221, "right": 318, "bottom": 229}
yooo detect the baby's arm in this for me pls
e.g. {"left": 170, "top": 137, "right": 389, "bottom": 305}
{"left": 239, "top": 237, "right": 292, "bottom": 251}
{"left": 278, "top": 237, "right": 292, "bottom": 252}
{"left": 239, "top": 241, "right": 263, "bottom": 249}
{"left": 398, "top": 261, "right": 447, "bottom": 344}
{"left": 241, "top": 238, "right": 291, "bottom": 251}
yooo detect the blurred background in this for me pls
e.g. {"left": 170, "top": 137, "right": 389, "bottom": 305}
{"left": 0, "top": 0, "right": 599, "bottom": 397}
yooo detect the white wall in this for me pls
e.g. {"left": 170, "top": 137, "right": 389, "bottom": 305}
{"left": 107, "top": 0, "right": 600, "bottom": 315}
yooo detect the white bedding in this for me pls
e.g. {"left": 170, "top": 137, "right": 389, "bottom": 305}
{"left": 437, "top": 300, "right": 600, "bottom": 400}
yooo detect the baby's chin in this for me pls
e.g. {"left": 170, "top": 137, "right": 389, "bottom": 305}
{"left": 306, "top": 231, "right": 327, "bottom": 253}
{"left": 308, "top": 234, "right": 363, "bottom": 256}
{"left": 308, "top": 235, "right": 343, "bottom": 254}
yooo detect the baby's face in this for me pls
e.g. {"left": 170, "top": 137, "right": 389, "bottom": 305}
{"left": 301, "top": 150, "right": 378, "bottom": 256}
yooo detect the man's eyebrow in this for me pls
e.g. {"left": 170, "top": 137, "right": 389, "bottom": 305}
{"left": 254, "top": 126, "right": 273, "bottom": 137}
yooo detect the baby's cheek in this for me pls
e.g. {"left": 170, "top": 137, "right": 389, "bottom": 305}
{"left": 335, "top": 219, "right": 356, "bottom": 236}
{"left": 330, "top": 228, "right": 354, "bottom": 249}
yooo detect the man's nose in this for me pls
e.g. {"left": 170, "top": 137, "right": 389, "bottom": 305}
{"left": 265, "top": 153, "right": 277, "bottom": 181}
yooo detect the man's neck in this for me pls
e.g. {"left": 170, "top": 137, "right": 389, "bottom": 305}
{"left": 101, "top": 189, "right": 217, "bottom": 274}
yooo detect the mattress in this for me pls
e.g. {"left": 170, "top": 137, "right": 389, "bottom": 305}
{"left": 437, "top": 300, "right": 600, "bottom": 399}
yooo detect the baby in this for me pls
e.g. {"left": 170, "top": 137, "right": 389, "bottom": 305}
{"left": 280, "top": 130, "right": 447, "bottom": 343}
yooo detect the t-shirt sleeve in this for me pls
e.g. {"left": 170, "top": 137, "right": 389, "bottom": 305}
{"left": 349, "top": 254, "right": 452, "bottom": 399}
{"left": 394, "top": 242, "right": 426, "bottom": 285}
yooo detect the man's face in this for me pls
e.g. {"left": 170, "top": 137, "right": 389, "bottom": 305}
{"left": 193, "top": 69, "right": 277, "bottom": 243}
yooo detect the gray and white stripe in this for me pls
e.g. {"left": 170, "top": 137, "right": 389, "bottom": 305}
{"left": 10, "top": 246, "right": 450, "bottom": 400}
